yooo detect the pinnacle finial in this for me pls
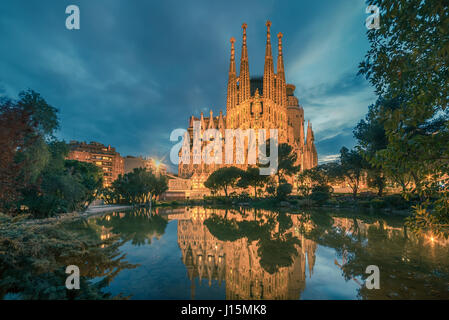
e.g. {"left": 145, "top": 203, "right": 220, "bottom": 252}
{"left": 266, "top": 21, "right": 272, "bottom": 43}
{"left": 277, "top": 32, "right": 283, "bottom": 55}
{"left": 242, "top": 23, "right": 247, "bottom": 44}
{"left": 230, "top": 37, "right": 235, "bottom": 60}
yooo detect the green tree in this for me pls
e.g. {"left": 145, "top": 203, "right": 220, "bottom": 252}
{"left": 15, "top": 90, "right": 59, "bottom": 187}
{"left": 152, "top": 174, "right": 169, "bottom": 200}
{"left": 109, "top": 168, "right": 168, "bottom": 205}
{"left": 1, "top": 90, "right": 108, "bottom": 217}
{"left": 17, "top": 89, "right": 59, "bottom": 139}
{"left": 65, "top": 159, "right": 104, "bottom": 206}
{"left": 204, "top": 166, "right": 243, "bottom": 197}
{"left": 236, "top": 166, "right": 268, "bottom": 198}
{"left": 298, "top": 163, "right": 342, "bottom": 189}
{"left": 310, "top": 185, "right": 333, "bottom": 205}
{"left": 276, "top": 143, "right": 300, "bottom": 184}
{"left": 338, "top": 147, "right": 369, "bottom": 199}
{"left": 21, "top": 142, "right": 103, "bottom": 217}
{"left": 275, "top": 182, "right": 293, "bottom": 201}
{"left": 264, "top": 177, "right": 277, "bottom": 198}
{"left": 359, "top": 0, "right": 449, "bottom": 236}
{"left": 260, "top": 140, "right": 300, "bottom": 185}
{"left": 353, "top": 103, "right": 388, "bottom": 196}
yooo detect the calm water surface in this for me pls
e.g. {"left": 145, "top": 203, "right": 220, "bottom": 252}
{"left": 2, "top": 206, "right": 449, "bottom": 299}
{"left": 90, "top": 206, "right": 449, "bottom": 300}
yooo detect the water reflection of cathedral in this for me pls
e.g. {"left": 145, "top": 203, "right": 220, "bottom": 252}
{"left": 168, "top": 207, "right": 317, "bottom": 300}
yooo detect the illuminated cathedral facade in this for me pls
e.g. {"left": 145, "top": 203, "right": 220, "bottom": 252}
{"left": 178, "top": 22, "right": 318, "bottom": 180}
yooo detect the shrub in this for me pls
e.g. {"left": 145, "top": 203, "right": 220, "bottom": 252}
{"left": 370, "top": 199, "right": 386, "bottom": 209}
{"left": 276, "top": 183, "right": 293, "bottom": 201}
{"left": 239, "top": 192, "right": 251, "bottom": 202}
{"left": 326, "top": 199, "right": 339, "bottom": 206}
{"left": 357, "top": 200, "right": 371, "bottom": 208}
{"left": 310, "top": 192, "right": 329, "bottom": 205}
{"left": 310, "top": 185, "right": 332, "bottom": 205}
{"left": 384, "top": 194, "right": 410, "bottom": 209}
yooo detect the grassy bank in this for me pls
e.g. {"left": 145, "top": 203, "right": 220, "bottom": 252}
{"left": 0, "top": 213, "right": 136, "bottom": 299}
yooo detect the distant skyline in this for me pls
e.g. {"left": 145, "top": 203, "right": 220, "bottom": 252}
{"left": 0, "top": 0, "right": 375, "bottom": 171}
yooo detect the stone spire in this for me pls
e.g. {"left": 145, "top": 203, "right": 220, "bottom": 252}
{"left": 299, "top": 107, "right": 305, "bottom": 149}
{"left": 305, "top": 121, "right": 318, "bottom": 169}
{"left": 226, "top": 37, "right": 237, "bottom": 114}
{"left": 200, "top": 112, "right": 205, "bottom": 133}
{"left": 208, "top": 110, "right": 215, "bottom": 129}
{"left": 276, "top": 32, "right": 287, "bottom": 107}
{"left": 239, "top": 23, "right": 251, "bottom": 103}
{"left": 263, "top": 21, "right": 275, "bottom": 101}
{"left": 306, "top": 121, "right": 314, "bottom": 145}
{"left": 218, "top": 110, "right": 225, "bottom": 133}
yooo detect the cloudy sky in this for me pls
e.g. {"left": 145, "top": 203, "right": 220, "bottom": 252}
{"left": 0, "top": 0, "right": 376, "bottom": 171}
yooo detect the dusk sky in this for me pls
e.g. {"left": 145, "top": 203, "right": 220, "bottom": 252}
{"left": 0, "top": 0, "right": 376, "bottom": 171}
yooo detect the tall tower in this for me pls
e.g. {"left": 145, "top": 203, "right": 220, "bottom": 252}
{"left": 304, "top": 121, "right": 318, "bottom": 170}
{"left": 226, "top": 37, "right": 237, "bottom": 115}
{"left": 286, "top": 84, "right": 304, "bottom": 146}
{"left": 263, "top": 21, "right": 275, "bottom": 101}
{"left": 276, "top": 32, "right": 287, "bottom": 107}
{"left": 239, "top": 23, "right": 251, "bottom": 104}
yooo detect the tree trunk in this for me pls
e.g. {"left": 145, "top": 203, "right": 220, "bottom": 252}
{"left": 378, "top": 183, "right": 384, "bottom": 197}
{"left": 352, "top": 184, "right": 358, "bottom": 199}
{"left": 401, "top": 182, "right": 407, "bottom": 193}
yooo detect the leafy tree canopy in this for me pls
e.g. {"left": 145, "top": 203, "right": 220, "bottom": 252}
{"left": 204, "top": 166, "right": 243, "bottom": 197}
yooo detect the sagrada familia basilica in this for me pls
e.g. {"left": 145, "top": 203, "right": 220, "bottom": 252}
{"left": 178, "top": 22, "right": 318, "bottom": 181}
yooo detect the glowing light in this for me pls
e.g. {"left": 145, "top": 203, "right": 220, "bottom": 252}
{"left": 426, "top": 233, "right": 439, "bottom": 246}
